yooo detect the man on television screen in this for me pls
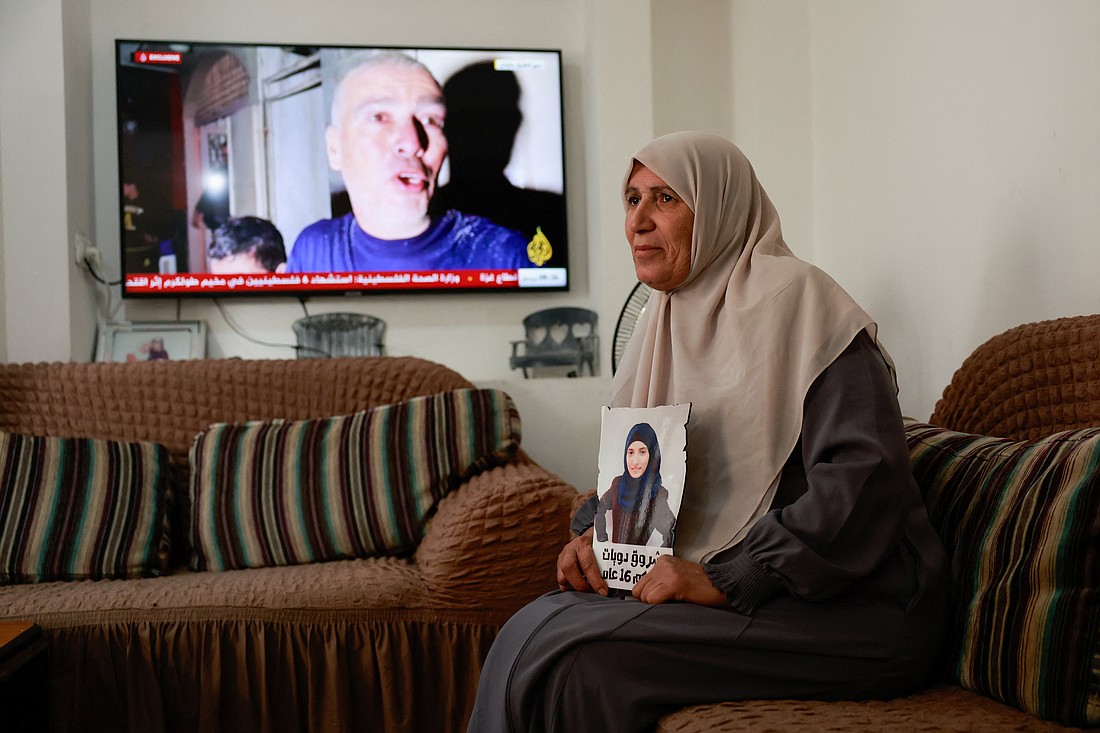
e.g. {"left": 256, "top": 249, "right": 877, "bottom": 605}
{"left": 285, "top": 52, "right": 530, "bottom": 274}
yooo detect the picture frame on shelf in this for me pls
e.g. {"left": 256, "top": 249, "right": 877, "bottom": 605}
{"left": 95, "top": 321, "right": 207, "bottom": 363}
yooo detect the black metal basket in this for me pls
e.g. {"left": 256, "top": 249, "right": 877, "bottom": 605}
{"left": 292, "top": 313, "right": 386, "bottom": 359}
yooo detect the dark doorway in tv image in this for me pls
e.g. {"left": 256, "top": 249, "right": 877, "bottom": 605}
{"left": 118, "top": 64, "right": 189, "bottom": 278}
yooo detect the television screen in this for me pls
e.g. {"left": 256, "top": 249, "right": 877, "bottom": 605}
{"left": 115, "top": 40, "right": 568, "bottom": 297}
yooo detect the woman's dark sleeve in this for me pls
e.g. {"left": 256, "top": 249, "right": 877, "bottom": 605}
{"left": 704, "top": 330, "right": 915, "bottom": 614}
{"left": 571, "top": 488, "right": 614, "bottom": 541}
{"left": 571, "top": 494, "right": 598, "bottom": 536}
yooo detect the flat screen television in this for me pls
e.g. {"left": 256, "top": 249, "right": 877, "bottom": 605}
{"left": 115, "top": 39, "right": 568, "bottom": 297}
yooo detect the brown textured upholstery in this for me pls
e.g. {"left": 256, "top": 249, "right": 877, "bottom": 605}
{"left": 418, "top": 458, "right": 580, "bottom": 610}
{"left": 0, "top": 356, "right": 578, "bottom": 733}
{"left": 931, "top": 314, "right": 1100, "bottom": 439}
{"left": 0, "top": 355, "right": 472, "bottom": 458}
{"left": 657, "top": 316, "right": 1099, "bottom": 732}
{"left": 658, "top": 685, "right": 1087, "bottom": 732}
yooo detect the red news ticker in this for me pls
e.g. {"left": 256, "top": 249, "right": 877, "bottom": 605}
{"left": 132, "top": 51, "right": 182, "bottom": 65}
{"left": 123, "top": 270, "right": 521, "bottom": 294}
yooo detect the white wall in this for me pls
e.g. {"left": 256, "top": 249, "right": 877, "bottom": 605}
{"left": 806, "top": 1, "right": 1100, "bottom": 418}
{"left": 62, "top": 0, "right": 99, "bottom": 363}
{"left": 0, "top": 0, "right": 78, "bottom": 362}
{"left": 3, "top": 1, "right": 1100, "bottom": 488}
{"left": 0, "top": 83, "right": 5, "bottom": 363}
{"left": 728, "top": 1, "right": 813, "bottom": 260}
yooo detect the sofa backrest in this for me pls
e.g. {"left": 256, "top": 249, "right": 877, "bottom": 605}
{"left": 0, "top": 356, "right": 473, "bottom": 463}
{"left": 930, "top": 313, "right": 1100, "bottom": 439}
{"left": 913, "top": 318, "right": 1100, "bottom": 727}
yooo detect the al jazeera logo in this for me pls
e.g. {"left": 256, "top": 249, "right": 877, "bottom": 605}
{"left": 526, "top": 227, "right": 553, "bottom": 266}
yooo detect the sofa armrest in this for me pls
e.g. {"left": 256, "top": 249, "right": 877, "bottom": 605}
{"left": 416, "top": 457, "right": 577, "bottom": 612}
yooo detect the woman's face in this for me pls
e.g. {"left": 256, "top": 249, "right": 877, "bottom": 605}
{"left": 624, "top": 163, "right": 694, "bottom": 291}
{"left": 625, "top": 440, "right": 650, "bottom": 478}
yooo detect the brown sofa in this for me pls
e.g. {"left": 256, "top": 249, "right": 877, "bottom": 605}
{"left": 658, "top": 314, "right": 1100, "bottom": 732}
{"left": 0, "top": 355, "right": 577, "bottom": 733}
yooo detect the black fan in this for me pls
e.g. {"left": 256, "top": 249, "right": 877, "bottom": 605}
{"left": 611, "top": 282, "right": 652, "bottom": 374}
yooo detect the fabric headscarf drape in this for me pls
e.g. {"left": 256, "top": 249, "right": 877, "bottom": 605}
{"left": 610, "top": 131, "right": 892, "bottom": 563}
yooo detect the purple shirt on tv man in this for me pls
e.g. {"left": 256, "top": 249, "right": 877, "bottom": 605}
{"left": 288, "top": 210, "right": 526, "bottom": 272}
{"left": 285, "top": 51, "right": 529, "bottom": 274}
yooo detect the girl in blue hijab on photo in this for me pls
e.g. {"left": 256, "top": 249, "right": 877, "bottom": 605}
{"left": 595, "top": 422, "right": 675, "bottom": 547}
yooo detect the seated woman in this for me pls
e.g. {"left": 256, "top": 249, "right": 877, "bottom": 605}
{"left": 467, "top": 131, "right": 949, "bottom": 733}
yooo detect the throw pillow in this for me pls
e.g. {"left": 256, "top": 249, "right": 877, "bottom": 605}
{"left": 905, "top": 420, "right": 1100, "bottom": 727}
{"left": 189, "top": 388, "right": 521, "bottom": 572}
{"left": 0, "top": 431, "right": 173, "bottom": 584}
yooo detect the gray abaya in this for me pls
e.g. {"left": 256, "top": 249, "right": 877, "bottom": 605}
{"left": 467, "top": 332, "right": 948, "bottom": 733}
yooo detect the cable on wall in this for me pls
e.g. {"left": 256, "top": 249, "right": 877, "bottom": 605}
{"left": 212, "top": 299, "right": 326, "bottom": 357}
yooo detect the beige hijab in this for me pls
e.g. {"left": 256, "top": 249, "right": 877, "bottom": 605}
{"left": 611, "top": 132, "right": 889, "bottom": 563}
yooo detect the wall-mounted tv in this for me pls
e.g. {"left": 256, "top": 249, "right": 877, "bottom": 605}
{"left": 115, "top": 39, "right": 568, "bottom": 297}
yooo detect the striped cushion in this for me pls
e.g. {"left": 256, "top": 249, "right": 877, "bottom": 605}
{"left": 189, "top": 388, "right": 521, "bottom": 572}
{"left": 905, "top": 420, "right": 1100, "bottom": 727}
{"left": 0, "top": 431, "right": 172, "bottom": 584}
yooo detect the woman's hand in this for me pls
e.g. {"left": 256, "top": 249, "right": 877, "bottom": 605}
{"left": 633, "top": 555, "right": 727, "bottom": 606}
{"left": 556, "top": 528, "right": 609, "bottom": 596}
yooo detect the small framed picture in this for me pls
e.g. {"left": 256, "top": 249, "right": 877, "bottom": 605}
{"left": 95, "top": 321, "right": 207, "bottom": 363}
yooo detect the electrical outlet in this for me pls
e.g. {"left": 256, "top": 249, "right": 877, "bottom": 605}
{"left": 73, "top": 233, "right": 92, "bottom": 266}
{"left": 85, "top": 246, "right": 104, "bottom": 272}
